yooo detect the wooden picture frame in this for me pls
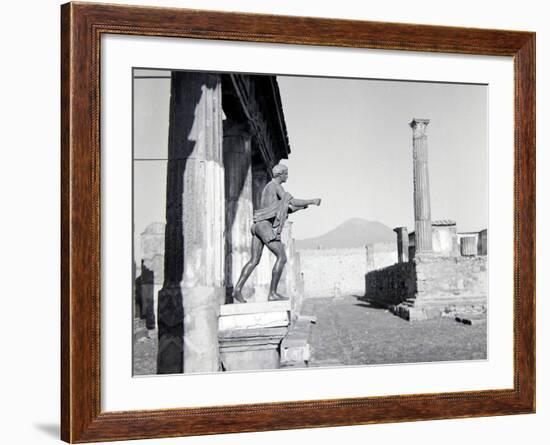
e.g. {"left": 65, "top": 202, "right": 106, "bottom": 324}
{"left": 61, "top": 1, "right": 535, "bottom": 442}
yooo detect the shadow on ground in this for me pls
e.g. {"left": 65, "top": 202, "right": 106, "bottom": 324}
{"left": 301, "top": 294, "right": 487, "bottom": 368}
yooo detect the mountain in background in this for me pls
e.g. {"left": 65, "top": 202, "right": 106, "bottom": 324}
{"left": 295, "top": 218, "right": 396, "bottom": 250}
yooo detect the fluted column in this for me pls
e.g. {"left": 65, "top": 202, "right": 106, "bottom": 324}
{"left": 393, "top": 227, "right": 409, "bottom": 263}
{"left": 223, "top": 120, "right": 254, "bottom": 299}
{"left": 410, "top": 118, "right": 433, "bottom": 252}
{"left": 157, "top": 71, "right": 224, "bottom": 374}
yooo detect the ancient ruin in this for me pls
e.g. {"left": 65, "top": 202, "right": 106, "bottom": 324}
{"left": 364, "top": 119, "right": 487, "bottom": 321}
{"left": 147, "top": 72, "right": 310, "bottom": 373}
{"left": 133, "top": 74, "right": 488, "bottom": 374}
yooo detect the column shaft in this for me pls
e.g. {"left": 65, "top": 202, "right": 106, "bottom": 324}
{"left": 223, "top": 121, "right": 254, "bottom": 296}
{"left": 410, "top": 119, "right": 433, "bottom": 252}
{"left": 393, "top": 227, "right": 409, "bottom": 263}
{"left": 158, "top": 71, "right": 224, "bottom": 374}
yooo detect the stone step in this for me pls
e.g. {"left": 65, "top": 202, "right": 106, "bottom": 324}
{"left": 220, "top": 300, "right": 291, "bottom": 316}
{"left": 219, "top": 311, "right": 289, "bottom": 331}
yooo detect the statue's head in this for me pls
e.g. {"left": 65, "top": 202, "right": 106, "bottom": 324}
{"left": 272, "top": 163, "right": 288, "bottom": 183}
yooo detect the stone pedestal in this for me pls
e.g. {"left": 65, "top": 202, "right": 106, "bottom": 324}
{"left": 280, "top": 315, "right": 313, "bottom": 368}
{"left": 410, "top": 118, "right": 433, "bottom": 252}
{"left": 218, "top": 301, "right": 290, "bottom": 371}
{"left": 432, "top": 220, "right": 460, "bottom": 257}
{"left": 396, "top": 253, "right": 486, "bottom": 321}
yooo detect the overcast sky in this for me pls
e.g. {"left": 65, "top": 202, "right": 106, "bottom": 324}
{"left": 133, "top": 70, "right": 487, "bottom": 255}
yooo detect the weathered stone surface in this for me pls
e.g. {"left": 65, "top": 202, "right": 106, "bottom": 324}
{"left": 410, "top": 118, "right": 433, "bottom": 252}
{"left": 218, "top": 300, "right": 290, "bottom": 370}
{"left": 478, "top": 229, "right": 488, "bottom": 255}
{"left": 365, "top": 254, "right": 487, "bottom": 321}
{"left": 157, "top": 71, "right": 224, "bottom": 374}
{"left": 432, "top": 220, "right": 460, "bottom": 257}
{"left": 141, "top": 222, "right": 165, "bottom": 284}
{"left": 393, "top": 227, "right": 409, "bottom": 263}
{"left": 280, "top": 317, "right": 313, "bottom": 368}
{"left": 460, "top": 235, "right": 478, "bottom": 256}
{"left": 219, "top": 326, "right": 288, "bottom": 371}
{"left": 300, "top": 245, "right": 397, "bottom": 299}
{"left": 219, "top": 300, "right": 290, "bottom": 316}
{"left": 183, "top": 286, "right": 223, "bottom": 373}
{"left": 219, "top": 312, "right": 289, "bottom": 331}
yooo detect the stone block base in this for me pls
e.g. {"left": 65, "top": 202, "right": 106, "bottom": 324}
{"left": 280, "top": 316, "right": 314, "bottom": 368}
{"left": 391, "top": 296, "right": 486, "bottom": 321}
{"left": 218, "top": 301, "right": 290, "bottom": 371}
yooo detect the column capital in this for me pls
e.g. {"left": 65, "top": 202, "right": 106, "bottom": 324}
{"left": 409, "top": 118, "right": 430, "bottom": 138}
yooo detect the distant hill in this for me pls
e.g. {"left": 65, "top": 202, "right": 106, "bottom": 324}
{"left": 295, "top": 218, "right": 395, "bottom": 250}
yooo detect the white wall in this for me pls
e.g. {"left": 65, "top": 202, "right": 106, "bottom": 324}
{"left": 1, "top": 1, "right": 547, "bottom": 445}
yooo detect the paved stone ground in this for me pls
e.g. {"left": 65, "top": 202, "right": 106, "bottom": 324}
{"left": 133, "top": 295, "right": 487, "bottom": 374}
{"left": 302, "top": 295, "right": 487, "bottom": 367}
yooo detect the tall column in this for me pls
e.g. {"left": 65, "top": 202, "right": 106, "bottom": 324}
{"left": 410, "top": 118, "right": 433, "bottom": 252}
{"left": 223, "top": 120, "right": 254, "bottom": 300}
{"left": 393, "top": 227, "right": 409, "bottom": 263}
{"left": 157, "top": 71, "right": 224, "bottom": 374}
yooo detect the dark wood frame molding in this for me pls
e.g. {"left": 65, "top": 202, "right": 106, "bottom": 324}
{"left": 61, "top": 2, "right": 536, "bottom": 442}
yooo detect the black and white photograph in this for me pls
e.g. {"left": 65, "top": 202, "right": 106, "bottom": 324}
{"left": 132, "top": 68, "right": 488, "bottom": 376}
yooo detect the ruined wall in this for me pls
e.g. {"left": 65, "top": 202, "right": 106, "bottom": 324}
{"left": 414, "top": 255, "right": 487, "bottom": 301}
{"left": 364, "top": 255, "right": 487, "bottom": 315}
{"left": 365, "top": 262, "right": 416, "bottom": 306}
{"left": 300, "top": 244, "right": 397, "bottom": 298}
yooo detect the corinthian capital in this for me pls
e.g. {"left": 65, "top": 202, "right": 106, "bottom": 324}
{"left": 409, "top": 118, "right": 430, "bottom": 138}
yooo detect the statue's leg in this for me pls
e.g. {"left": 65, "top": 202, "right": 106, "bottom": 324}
{"left": 265, "top": 241, "right": 288, "bottom": 301}
{"left": 232, "top": 236, "right": 264, "bottom": 303}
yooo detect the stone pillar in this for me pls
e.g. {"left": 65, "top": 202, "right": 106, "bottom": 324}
{"left": 224, "top": 121, "right": 254, "bottom": 301}
{"left": 281, "top": 222, "right": 301, "bottom": 315}
{"left": 393, "top": 227, "right": 409, "bottom": 263}
{"left": 140, "top": 260, "right": 156, "bottom": 330}
{"left": 478, "top": 229, "right": 488, "bottom": 255}
{"left": 365, "top": 244, "right": 375, "bottom": 271}
{"left": 157, "top": 71, "right": 224, "bottom": 374}
{"left": 410, "top": 118, "right": 433, "bottom": 252}
{"left": 141, "top": 222, "right": 165, "bottom": 329}
{"left": 460, "top": 235, "right": 478, "bottom": 256}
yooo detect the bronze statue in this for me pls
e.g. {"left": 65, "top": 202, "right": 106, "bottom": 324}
{"left": 232, "top": 163, "right": 321, "bottom": 303}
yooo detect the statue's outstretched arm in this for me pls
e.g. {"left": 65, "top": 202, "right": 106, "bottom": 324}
{"left": 290, "top": 198, "right": 321, "bottom": 207}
